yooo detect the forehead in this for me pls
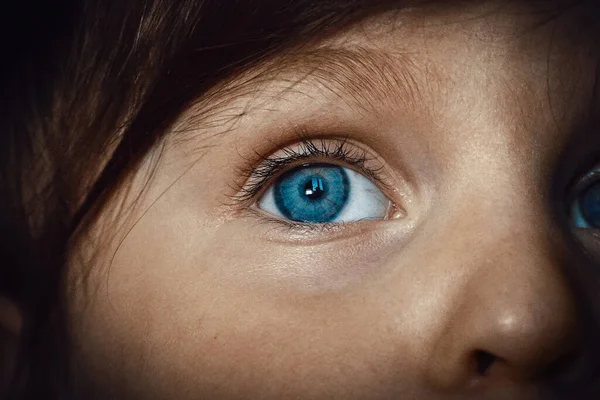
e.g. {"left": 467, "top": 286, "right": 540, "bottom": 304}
{"left": 196, "top": 3, "right": 597, "bottom": 116}
{"left": 179, "top": 2, "right": 599, "bottom": 162}
{"left": 321, "top": 3, "right": 598, "bottom": 111}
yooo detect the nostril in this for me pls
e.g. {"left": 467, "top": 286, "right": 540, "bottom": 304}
{"left": 474, "top": 350, "right": 498, "bottom": 376}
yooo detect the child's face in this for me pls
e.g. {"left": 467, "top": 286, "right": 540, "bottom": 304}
{"left": 69, "top": 4, "right": 598, "bottom": 399}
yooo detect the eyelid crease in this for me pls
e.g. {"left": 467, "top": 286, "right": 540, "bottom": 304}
{"left": 244, "top": 206, "right": 398, "bottom": 243}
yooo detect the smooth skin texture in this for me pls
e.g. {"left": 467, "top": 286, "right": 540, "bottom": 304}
{"left": 68, "top": 4, "right": 598, "bottom": 399}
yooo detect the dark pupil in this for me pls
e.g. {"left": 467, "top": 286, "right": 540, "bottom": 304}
{"left": 581, "top": 182, "right": 600, "bottom": 228}
{"left": 304, "top": 177, "right": 325, "bottom": 200}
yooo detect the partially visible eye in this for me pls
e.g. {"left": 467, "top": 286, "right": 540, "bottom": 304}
{"left": 570, "top": 168, "right": 600, "bottom": 229}
{"left": 257, "top": 163, "right": 390, "bottom": 224}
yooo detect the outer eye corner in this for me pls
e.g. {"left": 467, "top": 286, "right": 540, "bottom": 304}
{"left": 387, "top": 202, "right": 407, "bottom": 221}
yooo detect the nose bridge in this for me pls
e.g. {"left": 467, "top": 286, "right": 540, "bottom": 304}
{"left": 447, "top": 149, "right": 561, "bottom": 276}
{"left": 420, "top": 174, "right": 580, "bottom": 392}
{"left": 456, "top": 221, "right": 572, "bottom": 356}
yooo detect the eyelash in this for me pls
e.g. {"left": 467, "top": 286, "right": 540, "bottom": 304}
{"left": 576, "top": 168, "right": 600, "bottom": 191}
{"left": 566, "top": 158, "right": 600, "bottom": 203}
{"left": 235, "top": 136, "right": 387, "bottom": 204}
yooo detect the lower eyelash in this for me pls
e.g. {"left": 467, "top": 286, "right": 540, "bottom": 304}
{"left": 247, "top": 207, "right": 342, "bottom": 233}
{"left": 233, "top": 136, "right": 386, "bottom": 203}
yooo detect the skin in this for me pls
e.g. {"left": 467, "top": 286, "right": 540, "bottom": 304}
{"left": 67, "top": 3, "right": 599, "bottom": 399}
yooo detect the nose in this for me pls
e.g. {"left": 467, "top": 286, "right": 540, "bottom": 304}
{"left": 424, "top": 207, "right": 580, "bottom": 394}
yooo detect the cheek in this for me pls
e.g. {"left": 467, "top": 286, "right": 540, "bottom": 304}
{"left": 68, "top": 207, "right": 425, "bottom": 399}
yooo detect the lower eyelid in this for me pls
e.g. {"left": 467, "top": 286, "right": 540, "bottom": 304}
{"left": 246, "top": 207, "right": 387, "bottom": 241}
{"left": 244, "top": 207, "right": 418, "bottom": 247}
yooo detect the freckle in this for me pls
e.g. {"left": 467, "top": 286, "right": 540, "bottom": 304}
{"left": 213, "top": 335, "right": 218, "bottom": 340}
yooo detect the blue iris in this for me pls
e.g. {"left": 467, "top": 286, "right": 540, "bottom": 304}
{"left": 579, "top": 181, "right": 600, "bottom": 228}
{"left": 273, "top": 164, "right": 350, "bottom": 223}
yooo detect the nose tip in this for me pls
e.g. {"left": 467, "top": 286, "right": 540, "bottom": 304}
{"left": 425, "top": 232, "right": 580, "bottom": 394}
{"left": 476, "top": 281, "right": 578, "bottom": 379}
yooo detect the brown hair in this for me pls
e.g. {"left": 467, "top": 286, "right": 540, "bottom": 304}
{"left": 0, "top": 0, "right": 598, "bottom": 398}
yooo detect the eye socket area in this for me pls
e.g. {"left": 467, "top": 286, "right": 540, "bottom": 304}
{"left": 567, "top": 159, "right": 600, "bottom": 230}
{"left": 570, "top": 177, "right": 600, "bottom": 229}
{"left": 257, "top": 163, "right": 392, "bottom": 224}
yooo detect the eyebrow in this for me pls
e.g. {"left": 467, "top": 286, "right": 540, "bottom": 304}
{"left": 180, "top": 45, "right": 426, "bottom": 134}
{"left": 274, "top": 46, "right": 425, "bottom": 112}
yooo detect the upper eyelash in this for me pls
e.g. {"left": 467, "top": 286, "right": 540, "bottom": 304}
{"left": 577, "top": 169, "right": 600, "bottom": 189}
{"left": 569, "top": 166, "right": 600, "bottom": 208}
{"left": 564, "top": 161, "right": 600, "bottom": 218}
{"left": 569, "top": 161, "right": 600, "bottom": 197}
{"left": 234, "top": 136, "right": 386, "bottom": 203}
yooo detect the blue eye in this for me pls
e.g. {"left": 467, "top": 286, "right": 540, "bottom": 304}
{"left": 258, "top": 164, "right": 390, "bottom": 223}
{"left": 571, "top": 179, "right": 600, "bottom": 229}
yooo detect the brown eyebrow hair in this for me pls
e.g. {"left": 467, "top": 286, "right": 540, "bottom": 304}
{"left": 176, "top": 45, "right": 426, "bottom": 139}
{"left": 268, "top": 46, "right": 424, "bottom": 112}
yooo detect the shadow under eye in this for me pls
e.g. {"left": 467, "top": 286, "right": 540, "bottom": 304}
{"left": 572, "top": 229, "right": 600, "bottom": 261}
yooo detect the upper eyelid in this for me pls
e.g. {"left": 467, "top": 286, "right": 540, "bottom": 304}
{"left": 233, "top": 138, "right": 389, "bottom": 203}
{"left": 568, "top": 159, "right": 600, "bottom": 192}
{"left": 170, "top": 48, "right": 425, "bottom": 189}
{"left": 572, "top": 165, "right": 600, "bottom": 194}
